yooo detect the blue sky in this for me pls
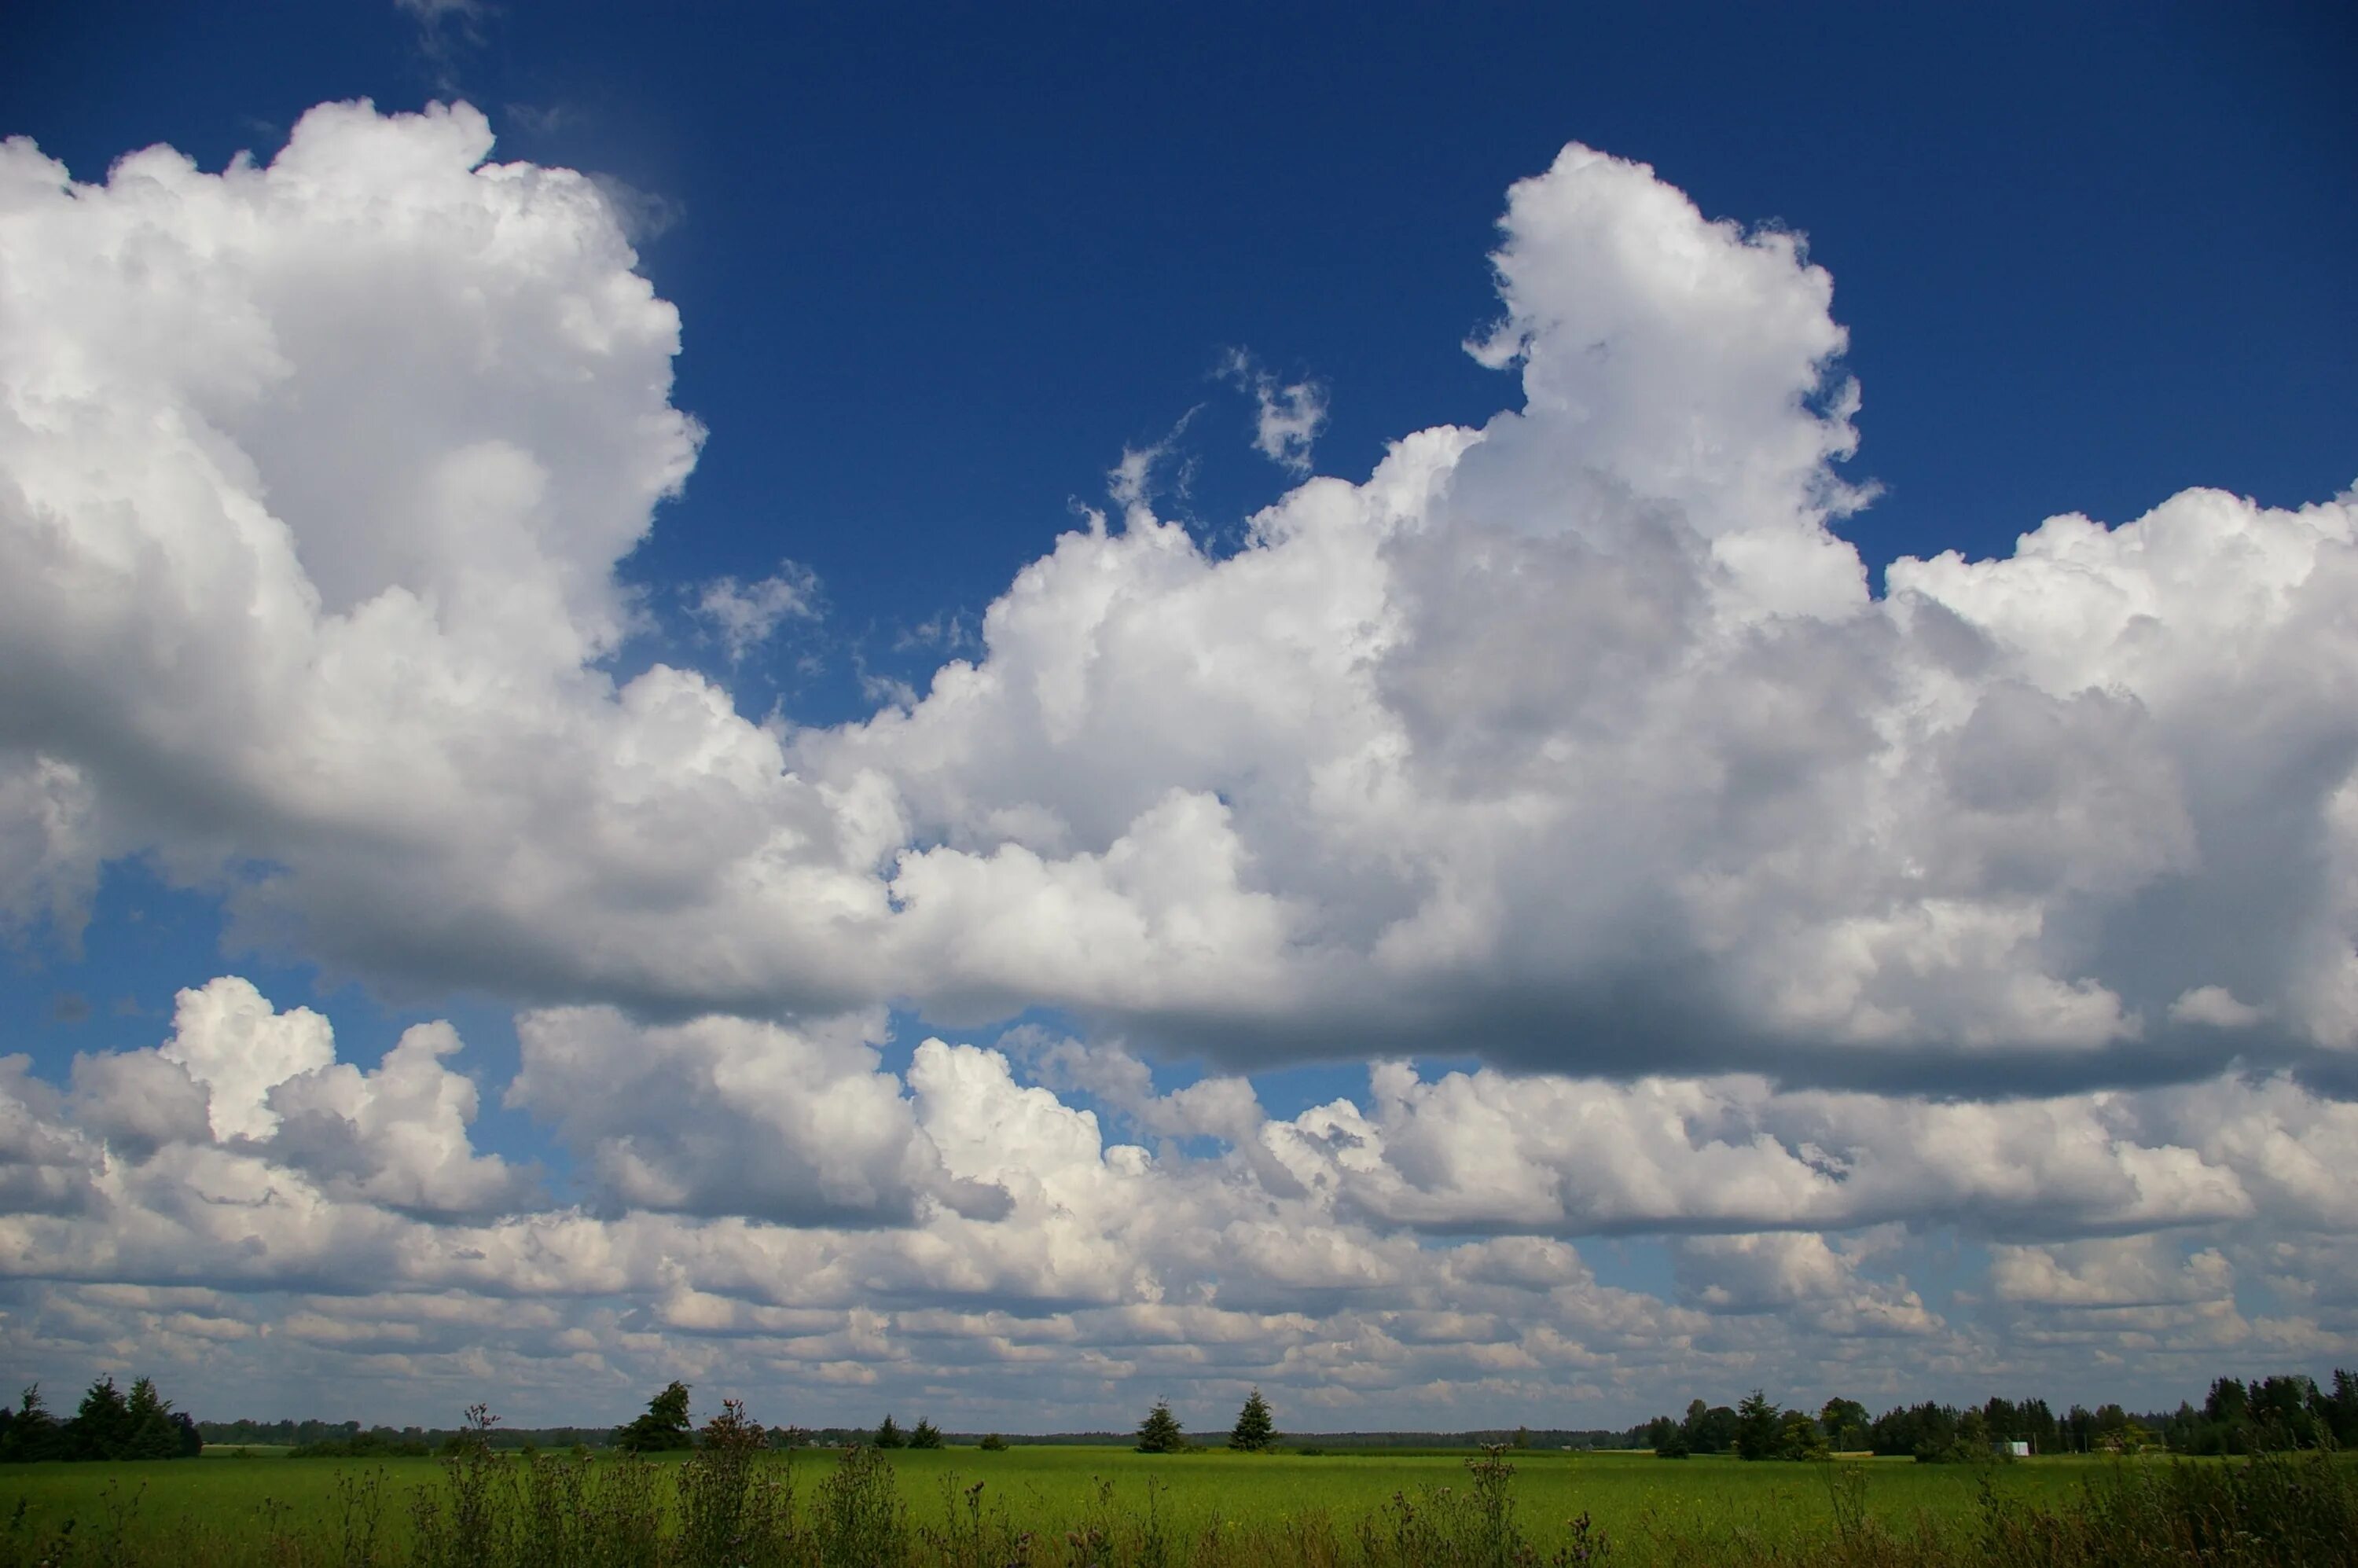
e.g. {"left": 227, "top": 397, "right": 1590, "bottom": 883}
{"left": 2, "top": 1, "right": 2355, "bottom": 1430}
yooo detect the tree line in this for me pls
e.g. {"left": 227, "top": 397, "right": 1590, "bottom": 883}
{"left": 0, "top": 1378, "right": 202, "bottom": 1462}
{"left": 39, "top": 1364, "right": 2351, "bottom": 1468}
{"left": 1629, "top": 1368, "right": 2358, "bottom": 1461}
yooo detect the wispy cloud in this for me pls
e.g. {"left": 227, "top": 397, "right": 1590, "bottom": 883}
{"left": 1220, "top": 348, "right": 1329, "bottom": 475}
{"left": 692, "top": 560, "right": 822, "bottom": 662}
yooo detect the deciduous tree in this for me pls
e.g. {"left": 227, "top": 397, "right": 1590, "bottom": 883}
{"left": 614, "top": 1381, "right": 696, "bottom": 1452}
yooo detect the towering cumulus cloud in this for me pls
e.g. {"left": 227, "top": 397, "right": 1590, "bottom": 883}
{"left": 821, "top": 145, "right": 2356, "bottom": 1088}
{"left": 0, "top": 105, "right": 2352, "bottom": 1420}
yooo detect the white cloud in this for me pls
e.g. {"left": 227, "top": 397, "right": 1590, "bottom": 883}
{"left": 1672, "top": 1232, "right": 1941, "bottom": 1337}
{"left": 265, "top": 1020, "right": 536, "bottom": 1217}
{"left": 2, "top": 976, "right": 2353, "bottom": 1424}
{"left": 692, "top": 560, "right": 821, "bottom": 661}
{"left": 158, "top": 977, "right": 336, "bottom": 1142}
{"left": 6, "top": 109, "right": 2356, "bottom": 1091}
{"left": 2171, "top": 986, "right": 2267, "bottom": 1028}
{"left": 2, "top": 108, "right": 2357, "bottom": 1422}
{"left": 1221, "top": 349, "right": 1329, "bottom": 475}
{"left": 507, "top": 1007, "right": 1008, "bottom": 1225}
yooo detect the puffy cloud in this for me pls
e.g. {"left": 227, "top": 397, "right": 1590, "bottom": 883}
{"left": 0, "top": 101, "right": 894, "bottom": 1023}
{"left": 803, "top": 149, "right": 2358, "bottom": 1089}
{"left": 6, "top": 108, "right": 2356, "bottom": 1094}
{"left": 265, "top": 1021, "right": 536, "bottom": 1217}
{"left": 1671, "top": 1232, "right": 1940, "bottom": 1337}
{"left": 3, "top": 106, "right": 2357, "bottom": 1420}
{"left": 508, "top": 1008, "right": 1009, "bottom": 1225}
{"left": 1249, "top": 1059, "right": 2358, "bottom": 1241}
{"left": 2, "top": 977, "right": 2352, "bottom": 1424}
{"left": 0, "top": 1057, "right": 99, "bottom": 1216}
{"left": 1989, "top": 1237, "right": 2233, "bottom": 1310}
{"left": 157, "top": 977, "right": 334, "bottom": 1141}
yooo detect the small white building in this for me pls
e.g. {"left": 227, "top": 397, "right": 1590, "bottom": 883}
{"left": 2002, "top": 1440, "right": 2031, "bottom": 1457}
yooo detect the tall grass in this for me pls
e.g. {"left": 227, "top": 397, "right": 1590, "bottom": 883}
{"left": 4, "top": 1439, "right": 2352, "bottom": 1566}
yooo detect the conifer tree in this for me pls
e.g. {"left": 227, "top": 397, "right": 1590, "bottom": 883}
{"left": 908, "top": 1417, "right": 943, "bottom": 1449}
{"left": 1734, "top": 1389, "right": 1780, "bottom": 1461}
{"left": 1227, "top": 1388, "right": 1275, "bottom": 1452}
{"left": 0, "top": 1387, "right": 65, "bottom": 1463}
{"left": 68, "top": 1376, "right": 133, "bottom": 1460}
{"left": 1135, "top": 1399, "right": 1185, "bottom": 1453}
{"left": 124, "top": 1377, "right": 182, "bottom": 1460}
{"left": 874, "top": 1413, "right": 906, "bottom": 1449}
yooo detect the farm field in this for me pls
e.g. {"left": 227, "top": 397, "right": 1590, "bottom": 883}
{"left": 0, "top": 1444, "right": 2169, "bottom": 1565}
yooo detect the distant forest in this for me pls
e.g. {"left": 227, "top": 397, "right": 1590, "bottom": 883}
{"left": 1625, "top": 1371, "right": 2358, "bottom": 1462}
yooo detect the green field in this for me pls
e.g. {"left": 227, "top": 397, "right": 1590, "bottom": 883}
{"left": 0, "top": 1444, "right": 2173, "bottom": 1565}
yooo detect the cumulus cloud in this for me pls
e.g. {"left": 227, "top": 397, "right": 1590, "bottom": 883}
{"left": 157, "top": 977, "right": 335, "bottom": 1142}
{"left": 508, "top": 1007, "right": 1009, "bottom": 1224}
{"left": 1671, "top": 1232, "right": 1940, "bottom": 1337}
{"left": 2, "top": 975, "right": 2352, "bottom": 1423}
{"left": 6, "top": 109, "right": 2356, "bottom": 1093}
{"left": 2, "top": 107, "right": 2356, "bottom": 1420}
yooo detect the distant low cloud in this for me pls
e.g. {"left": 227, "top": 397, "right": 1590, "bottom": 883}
{"left": 3, "top": 975, "right": 2349, "bottom": 1424}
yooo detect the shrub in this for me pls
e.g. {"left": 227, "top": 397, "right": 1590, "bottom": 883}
{"left": 814, "top": 1444, "right": 909, "bottom": 1568}
{"left": 678, "top": 1399, "right": 793, "bottom": 1568}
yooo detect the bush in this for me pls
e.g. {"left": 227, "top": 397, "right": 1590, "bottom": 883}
{"left": 815, "top": 1444, "right": 909, "bottom": 1568}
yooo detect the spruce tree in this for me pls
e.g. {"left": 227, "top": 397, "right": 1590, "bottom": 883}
{"left": 874, "top": 1413, "right": 906, "bottom": 1449}
{"left": 908, "top": 1417, "right": 943, "bottom": 1449}
{"left": 1734, "top": 1389, "right": 1780, "bottom": 1461}
{"left": 1227, "top": 1389, "right": 1275, "bottom": 1452}
{"left": 0, "top": 1387, "right": 64, "bottom": 1463}
{"left": 68, "top": 1377, "right": 133, "bottom": 1460}
{"left": 1134, "top": 1399, "right": 1185, "bottom": 1453}
{"left": 124, "top": 1378, "right": 182, "bottom": 1460}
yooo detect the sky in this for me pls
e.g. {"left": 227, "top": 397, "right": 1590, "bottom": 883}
{"left": 1, "top": 0, "right": 2355, "bottom": 1434}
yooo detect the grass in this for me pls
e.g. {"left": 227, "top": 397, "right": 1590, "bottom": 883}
{"left": 1, "top": 1443, "right": 2348, "bottom": 1566}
